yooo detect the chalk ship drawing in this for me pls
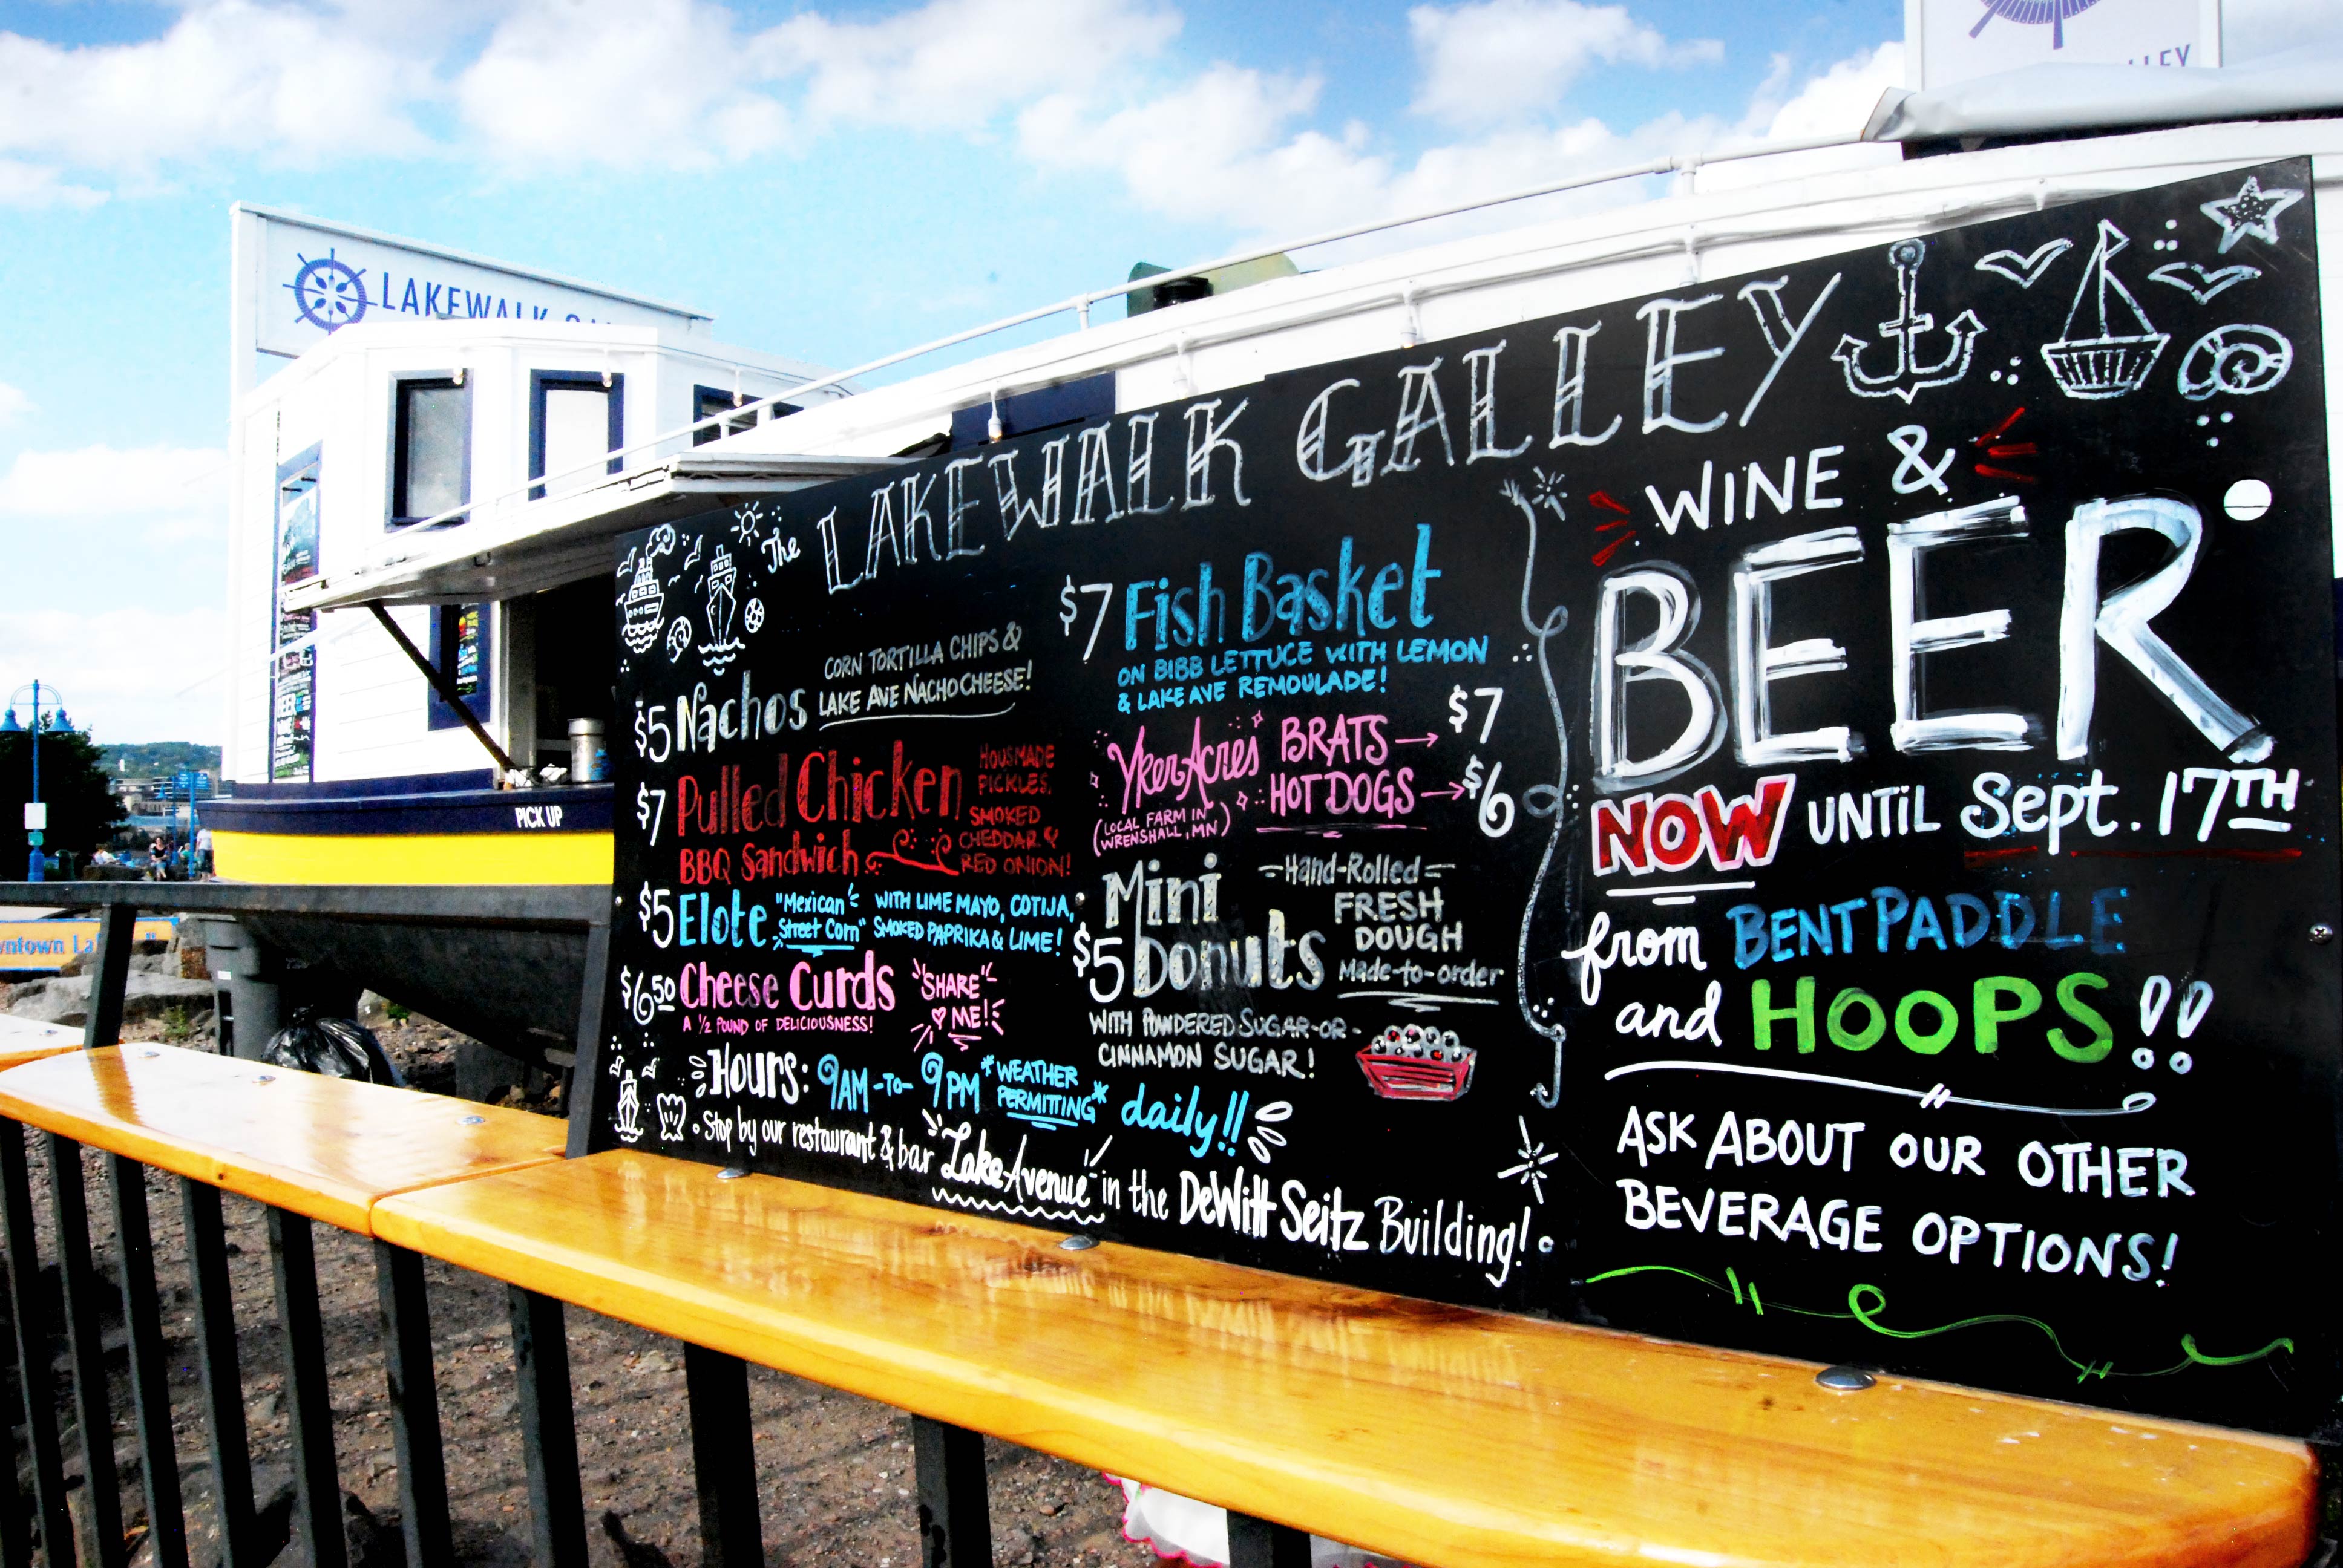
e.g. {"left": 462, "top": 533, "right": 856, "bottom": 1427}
{"left": 620, "top": 554, "right": 666, "bottom": 654}
{"left": 2041, "top": 221, "right": 2167, "bottom": 399}
{"left": 698, "top": 545, "right": 746, "bottom": 673}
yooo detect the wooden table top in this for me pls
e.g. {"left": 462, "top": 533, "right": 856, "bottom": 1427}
{"left": 375, "top": 1150, "right": 2316, "bottom": 1568}
{"left": 0, "top": 1015, "right": 83, "bottom": 1070}
{"left": 0, "top": 1045, "right": 568, "bottom": 1232}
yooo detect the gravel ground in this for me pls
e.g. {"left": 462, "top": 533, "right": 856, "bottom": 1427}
{"left": 4, "top": 1013, "right": 1163, "bottom": 1568}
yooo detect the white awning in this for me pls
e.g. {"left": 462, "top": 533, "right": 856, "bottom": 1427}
{"left": 286, "top": 450, "right": 897, "bottom": 611}
{"left": 1866, "top": 45, "right": 2343, "bottom": 143}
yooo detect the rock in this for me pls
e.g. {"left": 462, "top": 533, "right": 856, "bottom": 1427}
{"left": 7, "top": 972, "right": 215, "bottom": 1026}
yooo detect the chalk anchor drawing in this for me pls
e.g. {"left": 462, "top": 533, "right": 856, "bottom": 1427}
{"left": 1833, "top": 240, "right": 1985, "bottom": 402}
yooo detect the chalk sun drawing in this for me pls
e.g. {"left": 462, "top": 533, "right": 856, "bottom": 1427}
{"left": 1833, "top": 239, "right": 1985, "bottom": 403}
{"left": 2041, "top": 221, "right": 2166, "bottom": 399}
{"left": 2147, "top": 261, "right": 2261, "bottom": 304}
{"left": 2199, "top": 175, "right": 2304, "bottom": 255}
{"left": 1974, "top": 240, "right": 2073, "bottom": 289}
{"left": 1496, "top": 1116, "right": 1559, "bottom": 1204}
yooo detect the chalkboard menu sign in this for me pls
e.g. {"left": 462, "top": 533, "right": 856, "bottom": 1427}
{"left": 601, "top": 162, "right": 2337, "bottom": 1435}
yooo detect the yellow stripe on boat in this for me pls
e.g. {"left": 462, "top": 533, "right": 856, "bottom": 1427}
{"left": 212, "top": 831, "right": 614, "bottom": 886}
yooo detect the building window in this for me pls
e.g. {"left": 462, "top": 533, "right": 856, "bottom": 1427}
{"left": 694, "top": 385, "right": 798, "bottom": 446}
{"left": 426, "top": 603, "right": 493, "bottom": 733}
{"left": 390, "top": 376, "right": 471, "bottom": 527}
{"left": 530, "top": 371, "right": 624, "bottom": 499}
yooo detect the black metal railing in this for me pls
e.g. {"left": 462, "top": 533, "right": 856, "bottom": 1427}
{"left": 0, "top": 886, "right": 1316, "bottom": 1568}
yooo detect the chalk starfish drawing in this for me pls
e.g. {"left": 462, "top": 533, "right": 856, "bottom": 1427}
{"left": 2199, "top": 175, "right": 2303, "bottom": 255}
{"left": 1833, "top": 240, "right": 1985, "bottom": 402}
{"left": 2040, "top": 221, "right": 2165, "bottom": 399}
{"left": 1973, "top": 239, "right": 2072, "bottom": 289}
{"left": 2148, "top": 261, "right": 2261, "bottom": 304}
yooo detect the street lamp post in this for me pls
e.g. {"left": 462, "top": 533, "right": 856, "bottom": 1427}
{"left": 2, "top": 682, "right": 74, "bottom": 883}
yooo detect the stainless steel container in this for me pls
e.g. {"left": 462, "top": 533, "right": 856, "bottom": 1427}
{"left": 569, "top": 718, "right": 608, "bottom": 783}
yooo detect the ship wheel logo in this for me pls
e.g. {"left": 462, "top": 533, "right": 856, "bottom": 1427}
{"left": 286, "top": 249, "right": 369, "bottom": 332}
{"left": 1969, "top": 0, "right": 2102, "bottom": 47}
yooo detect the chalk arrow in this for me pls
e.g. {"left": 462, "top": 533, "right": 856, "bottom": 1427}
{"left": 1392, "top": 732, "right": 1439, "bottom": 746}
{"left": 1423, "top": 780, "right": 1470, "bottom": 801}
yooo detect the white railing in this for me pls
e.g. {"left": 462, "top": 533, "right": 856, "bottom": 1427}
{"left": 382, "top": 129, "right": 1865, "bottom": 540}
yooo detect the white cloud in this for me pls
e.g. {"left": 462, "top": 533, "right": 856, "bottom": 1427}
{"left": 1022, "top": 36, "right": 1909, "bottom": 264}
{"left": 770, "top": 0, "right": 1181, "bottom": 132}
{"left": 0, "top": 158, "right": 104, "bottom": 211}
{"left": 456, "top": 0, "right": 795, "bottom": 171}
{"left": 1692, "top": 41, "right": 1904, "bottom": 190}
{"left": 1743, "top": 42, "right": 1901, "bottom": 141}
{"left": 0, "top": 604, "right": 229, "bottom": 743}
{"left": 0, "top": 445, "right": 228, "bottom": 543}
{"left": 1021, "top": 66, "right": 1397, "bottom": 235}
{"left": 453, "top": 0, "right": 1179, "bottom": 171}
{"left": 0, "top": 2, "right": 437, "bottom": 189}
{"left": 1409, "top": 0, "right": 1720, "bottom": 126}
{"left": 0, "top": 385, "right": 31, "bottom": 428}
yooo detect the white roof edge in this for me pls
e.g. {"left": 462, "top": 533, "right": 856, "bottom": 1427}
{"left": 231, "top": 201, "right": 713, "bottom": 321}
{"left": 1865, "top": 46, "right": 2343, "bottom": 143}
{"left": 287, "top": 451, "right": 899, "bottom": 612}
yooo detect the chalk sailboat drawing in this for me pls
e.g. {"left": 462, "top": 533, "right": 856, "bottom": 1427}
{"left": 2041, "top": 220, "right": 2168, "bottom": 399}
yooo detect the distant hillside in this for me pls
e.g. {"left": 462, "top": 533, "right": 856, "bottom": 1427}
{"left": 95, "top": 742, "right": 222, "bottom": 779}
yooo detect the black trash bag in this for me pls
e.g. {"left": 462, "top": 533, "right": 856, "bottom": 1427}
{"left": 264, "top": 1013, "right": 405, "bottom": 1087}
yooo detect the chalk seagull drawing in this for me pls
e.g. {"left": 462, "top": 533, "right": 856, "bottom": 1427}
{"left": 1833, "top": 240, "right": 1985, "bottom": 403}
{"left": 2041, "top": 221, "right": 2166, "bottom": 399}
{"left": 2199, "top": 175, "right": 2304, "bottom": 255}
{"left": 1974, "top": 239, "right": 2072, "bottom": 289}
{"left": 2148, "top": 261, "right": 2261, "bottom": 304}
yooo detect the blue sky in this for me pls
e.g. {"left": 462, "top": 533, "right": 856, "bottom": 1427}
{"left": 0, "top": 0, "right": 2327, "bottom": 741}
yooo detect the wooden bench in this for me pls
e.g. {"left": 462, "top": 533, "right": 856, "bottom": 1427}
{"left": 0, "top": 1043, "right": 565, "bottom": 1230}
{"left": 0, "top": 1015, "right": 83, "bottom": 1071}
{"left": 373, "top": 1148, "right": 2318, "bottom": 1568}
{"left": 0, "top": 1045, "right": 568, "bottom": 1568}
{"left": 0, "top": 1040, "right": 2316, "bottom": 1568}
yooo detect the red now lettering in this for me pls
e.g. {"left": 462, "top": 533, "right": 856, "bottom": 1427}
{"left": 1592, "top": 774, "right": 1797, "bottom": 877}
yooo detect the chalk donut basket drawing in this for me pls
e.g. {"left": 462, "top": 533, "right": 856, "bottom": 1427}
{"left": 1356, "top": 1024, "right": 1478, "bottom": 1102}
